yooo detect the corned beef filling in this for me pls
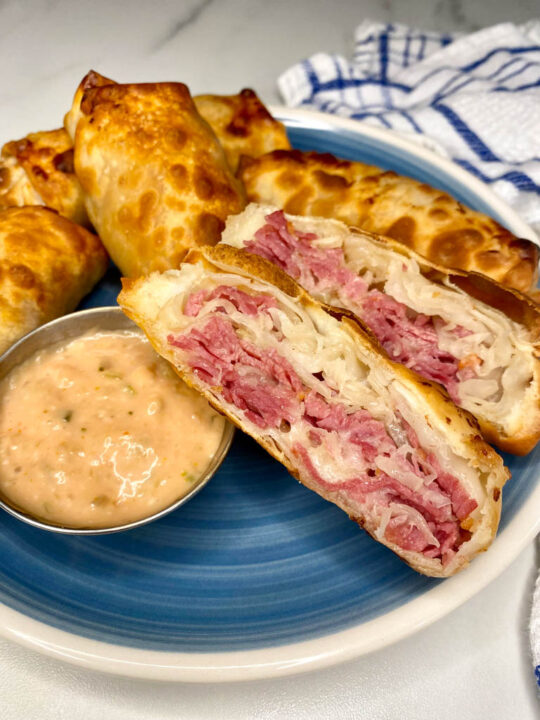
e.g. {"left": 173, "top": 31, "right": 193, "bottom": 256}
{"left": 244, "top": 211, "right": 474, "bottom": 403}
{"left": 168, "top": 286, "right": 477, "bottom": 565}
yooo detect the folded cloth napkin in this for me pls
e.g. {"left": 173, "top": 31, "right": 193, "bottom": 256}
{"left": 278, "top": 20, "right": 540, "bottom": 234}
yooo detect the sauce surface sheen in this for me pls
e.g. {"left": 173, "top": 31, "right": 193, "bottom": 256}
{"left": 0, "top": 329, "right": 226, "bottom": 528}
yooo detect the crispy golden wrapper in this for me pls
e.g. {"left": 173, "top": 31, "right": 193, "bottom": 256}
{"left": 1, "top": 81, "right": 286, "bottom": 227}
{"left": 238, "top": 149, "right": 539, "bottom": 294}
{"left": 65, "top": 71, "right": 246, "bottom": 278}
{"left": 0, "top": 206, "right": 108, "bottom": 354}
{"left": 0, "top": 128, "right": 89, "bottom": 226}
{"left": 194, "top": 89, "right": 291, "bottom": 172}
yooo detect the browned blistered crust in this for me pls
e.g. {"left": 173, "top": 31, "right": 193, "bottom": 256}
{"left": 65, "top": 73, "right": 289, "bottom": 176}
{"left": 0, "top": 206, "right": 108, "bottom": 354}
{"left": 238, "top": 149, "right": 539, "bottom": 294}
{"left": 118, "top": 244, "right": 509, "bottom": 577}
{"left": 63, "top": 69, "right": 115, "bottom": 140}
{"left": 1, "top": 76, "right": 288, "bottom": 230}
{"left": 194, "top": 89, "right": 291, "bottom": 172}
{"left": 65, "top": 70, "right": 246, "bottom": 278}
{"left": 0, "top": 128, "right": 89, "bottom": 226}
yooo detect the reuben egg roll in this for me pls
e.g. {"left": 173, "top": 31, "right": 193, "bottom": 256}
{"left": 0, "top": 206, "right": 108, "bottom": 354}
{"left": 0, "top": 129, "right": 89, "bottom": 226}
{"left": 239, "top": 149, "right": 539, "bottom": 294}
{"left": 194, "top": 89, "right": 291, "bottom": 172}
{"left": 65, "top": 71, "right": 246, "bottom": 277}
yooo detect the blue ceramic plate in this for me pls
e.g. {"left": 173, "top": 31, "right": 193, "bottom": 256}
{"left": 0, "top": 109, "right": 538, "bottom": 682}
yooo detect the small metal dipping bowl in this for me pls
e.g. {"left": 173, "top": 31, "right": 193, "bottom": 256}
{"left": 0, "top": 306, "right": 234, "bottom": 534}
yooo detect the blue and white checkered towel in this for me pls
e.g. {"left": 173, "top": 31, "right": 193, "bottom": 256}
{"left": 278, "top": 20, "right": 540, "bottom": 234}
{"left": 278, "top": 19, "right": 540, "bottom": 689}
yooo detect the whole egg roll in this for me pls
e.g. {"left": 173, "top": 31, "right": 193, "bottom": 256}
{"left": 194, "top": 89, "right": 291, "bottom": 172}
{"left": 65, "top": 71, "right": 246, "bottom": 277}
{"left": 238, "top": 149, "right": 539, "bottom": 295}
{"left": 0, "top": 78, "right": 288, "bottom": 237}
{"left": 0, "top": 128, "right": 89, "bottom": 227}
{"left": 0, "top": 206, "right": 108, "bottom": 354}
{"left": 65, "top": 72, "right": 290, "bottom": 176}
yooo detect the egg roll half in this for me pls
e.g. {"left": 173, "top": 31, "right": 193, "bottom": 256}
{"left": 239, "top": 149, "right": 539, "bottom": 294}
{"left": 221, "top": 204, "right": 540, "bottom": 454}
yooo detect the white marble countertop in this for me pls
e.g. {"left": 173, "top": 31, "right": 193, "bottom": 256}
{"left": 0, "top": 1, "right": 539, "bottom": 718}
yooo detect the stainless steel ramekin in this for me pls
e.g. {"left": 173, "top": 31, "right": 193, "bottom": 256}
{"left": 0, "top": 306, "right": 234, "bottom": 534}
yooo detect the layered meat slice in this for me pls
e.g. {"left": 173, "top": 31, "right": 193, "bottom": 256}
{"left": 240, "top": 209, "right": 465, "bottom": 399}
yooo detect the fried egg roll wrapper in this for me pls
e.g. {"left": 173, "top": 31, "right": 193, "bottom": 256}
{"left": 238, "top": 149, "right": 539, "bottom": 294}
{"left": 193, "top": 89, "right": 291, "bottom": 172}
{"left": 0, "top": 129, "right": 89, "bottom": 227}
{"left": 65, "top": 72, "right": 246, "bottom": 277}
{"left": 0, "top": 206, "right": 108, "bottom": 354}
{"left": 119, "top": 244, "right": 508, "bottom": 577}
{"left": 0, "top": 78, "right": 285, "bottom": 229}
{"left": 65, "top": 71, "right": 289, "bottom": 176}
{"left": 221, "top": 204, "right": 540, "bottom": 455}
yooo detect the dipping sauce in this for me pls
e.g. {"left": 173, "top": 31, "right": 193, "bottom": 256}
{"left": 0, "top": 329, "right": 226, "bottom": 528}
